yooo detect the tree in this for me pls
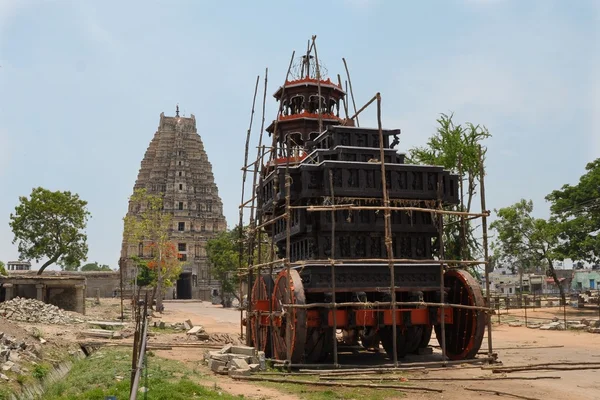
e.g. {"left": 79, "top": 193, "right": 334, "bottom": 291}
{"left": 546, "top": 158, "right": 600, "bottom": 264}
{"left": 207, "top": 224, "right": 275, "bottom": 307}
{"left": 123, "top": 188, "right": 178, "bottom": 311}
{"left": 490, "top": 199, "right": 565, "bottom": 304}
{"left": 9, "top": 187, "right": 90, "bottom": 275}
{"left": 0, "top": 261, "right": 6, "bottom": 276}
{"left": 408, "top": 113, "right": 491, "bottom": 264}
{"left": 81, "top": 262, "right": 112, "bottom": 271}
{"left": 207, "top": 229, "right": 240, "bottom": 306}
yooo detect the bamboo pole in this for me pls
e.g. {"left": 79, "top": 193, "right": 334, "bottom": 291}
{"left": 436, "top": 174, "right": 447, "bottom": 364}
{"left": 241, "top": 256, "right": 487, "bottom": 271}
{"left": 249, "top": 68, "right": 270, "bottom": 351}
{"left": 280, "top": 300, "right": 492, "bottom": 311}
{"left": 239, "top": 75, "right": 260, "bottom": 341}
{"left": 290, "top": 357, "right": 495, "bottom": 372}
{"left": 464, "top": 388, "right": 542, "bottom": 400}
{"left": 342, "top": 57, "right": 359, "bottom": 127}
{"left": 346, "top": 93, "right": 377, "bottom": 123}
{"left": 322, "top": 375, "right": 560, "bottom": 382}
{"left": 375, "top": 93, "right": 398, "bottom": 367}
{"left": 312, "top": 35, "right": 323, "bottom": 136}
{"left": 291, "top": 257, "right": 488, "bottom": 266}
{"left": 230, "top": 375, "right": 442, "bottom": 393}
{"left": 328, "top": 170, "right": 339, "bottom": 366}
{"left": 337, "top": 74, "right": 349, "bottom": 119}
{"left": 300, "top": 204, "right": 490, "bottom": 217}
{"left": 479, "top": 145, "right": 493, "bottom": 360}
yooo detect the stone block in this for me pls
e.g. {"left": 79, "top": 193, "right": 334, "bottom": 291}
{"left": 8, "top": 352, "right": 20, "bottom": 362}
{"left": 508, "top": 322, "right": 523, "bottom": 327}
{"left": 0, "top": 373, "right": 8, "bottom": 381}
{"left": 219, "top": 344, "right": 233, "bottom": 354}
{"left": 183, "top": 320, "right": 194, "bottom": 330}
{"left": 587, "top": 327, "right": 600, "bottom": 334}
{"left": 187, "top": 326, "right": 203, "bottom": 335}
{"left": 230, "top": 358, "right": 249, "bottom": 370}
{"left": 229, "top": 368, "right": 251, "bottom": 376}
{"left": 209, "top": 359, "right": 227, "bottom": 373}
{"left": 248, "top": 363, "right": 260, "bottom": 372}
{"left": 231, "top": 345, "right": 256, "bottom": 356}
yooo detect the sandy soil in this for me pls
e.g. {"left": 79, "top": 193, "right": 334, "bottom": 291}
{"left": 158, "top": 301, "right": 600, "bottom": 400}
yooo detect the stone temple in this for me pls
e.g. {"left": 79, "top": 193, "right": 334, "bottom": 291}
{"left": 120, "top": 109, "right": 227, "bottom": 300}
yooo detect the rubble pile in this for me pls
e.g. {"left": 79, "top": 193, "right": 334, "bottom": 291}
{"left": 0, "top": 331, "right": 42, "bottom": 382}
{"left": 517, "top": 317, "right": 600, "bottom": 332}
{"left": 0, "top": 297, "right": 85, "bottom": 324}
{"left": 204, "top": 344, "right": 266, "bottom": 376}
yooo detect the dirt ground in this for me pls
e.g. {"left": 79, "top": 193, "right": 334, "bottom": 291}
{"left": 155, "top": 301, "right": 600, "bottom": 400}
{"left": 5, "top": 299, "right": 598, "bottom": 399}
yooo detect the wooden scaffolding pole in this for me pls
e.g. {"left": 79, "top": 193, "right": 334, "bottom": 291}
{"left": 376, "top": 93, "right": 398, "bottom": 366}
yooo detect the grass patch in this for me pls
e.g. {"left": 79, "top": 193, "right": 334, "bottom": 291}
{"left": 258, "top": 374, "right": 406, "bottom": 399}
{"left": 42, "top": 349, "right": 240, "bottom": 400}
{"left": 149, "top": 326, "right": 182, "bottom": 334}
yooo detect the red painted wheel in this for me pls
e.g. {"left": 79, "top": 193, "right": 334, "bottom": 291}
{"left": 250, "top": 274, "right": 274, "bottom": 357}
{"left": 271, "top": 269, "right": 307, "bottom": 362}
{"left": 434, "top": 269, "right": 486, "bottom": 360}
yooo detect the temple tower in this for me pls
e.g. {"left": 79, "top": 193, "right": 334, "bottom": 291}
{"left": 121, "top": 110, "right": 227, "bottom": 300}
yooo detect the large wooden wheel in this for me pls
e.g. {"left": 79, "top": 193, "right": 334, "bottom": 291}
{"left": 379, "top": 326, "right": 407, "bottom": 359}
{"left": 434, "top": 269, "right": 486, "bottom": 360}
{"left": 271, "top": 269, "right": 307, "bottom": 362}
{"left": 250, "top": 274, "right": 274, "bottom": 357}
{"left": 305, "top": 327, "right": 333, "bottom": 362}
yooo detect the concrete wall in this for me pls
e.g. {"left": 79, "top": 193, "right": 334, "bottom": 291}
{"left": 82, "top": 272, "right": 120, "bottom": 298}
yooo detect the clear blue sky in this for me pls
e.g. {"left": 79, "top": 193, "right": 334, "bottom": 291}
{"left": 0, "top": 0, "right": 598, "bottom": 270}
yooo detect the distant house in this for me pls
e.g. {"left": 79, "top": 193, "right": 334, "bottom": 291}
{"left": 572, "top": 270, "right": 600, "bottom": 291}
{"left": 6, "top": 261, "right": 31, "bottom": 272}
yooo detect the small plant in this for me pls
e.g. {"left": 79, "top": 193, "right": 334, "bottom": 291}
{"left": 33, "top": 364, "right": 49, "bottom": 380}
{"left": 16, "top": 374, "right": 28, "bottom": 385}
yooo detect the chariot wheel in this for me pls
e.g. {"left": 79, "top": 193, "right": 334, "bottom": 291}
{"left": 305, "top": 327, "right": 333, "bottom": 362}
{"left": 434, "top": 269, "right": 486, "bottom": 360}
{"left": 271, "top": 269, "right": 307, "bottom": 362}
{"left": 379, "top": 326, "right": 407, "bottom": 359}
{"left": 418, "top": 324, "right": 433, "bottom": 349}
{"left": 404, "top": 326, "right": 424, "bottom": 354}
{"left": 250, "top": 274, "right": 274, "bottom": 357}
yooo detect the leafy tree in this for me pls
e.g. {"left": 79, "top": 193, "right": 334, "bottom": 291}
{"left": 9, "top": 187, "right": 90, "bottom": 275}
{"left": 123, "top": 189, "right": 178, "bottom": 311}
{"left": 407, "top": 113, "right": 491, "bottom": 264}
{"left": 81, "top": 262, "right": 112, "bottom": 271}
{"left": 207, "top": 229, "right": 240, "bottom": 305}
{"left": 0, "top": 261, "right": 6, "bottom": 276}
{"left": 490, "top": 199, "right": 565, "bottom": 303}
{"left": 546, "top": 158, "right": 600, "bottom": 264}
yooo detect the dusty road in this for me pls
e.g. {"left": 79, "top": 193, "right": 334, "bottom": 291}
{"left": 159, "top": 301, "right": 600, "bottom": 400}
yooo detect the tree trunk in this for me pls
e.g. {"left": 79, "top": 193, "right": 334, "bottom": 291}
{"left": 149, "top": 285, "right": 157, "bottom": 310}
{"left": 547, "top": 257, "right": 565, "bottom": 305}
{"left": 156, "top": 247, "right": 164, "bottom": 312}
{"left": 36, "top": 254, "right": 60, "bottom": 275}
